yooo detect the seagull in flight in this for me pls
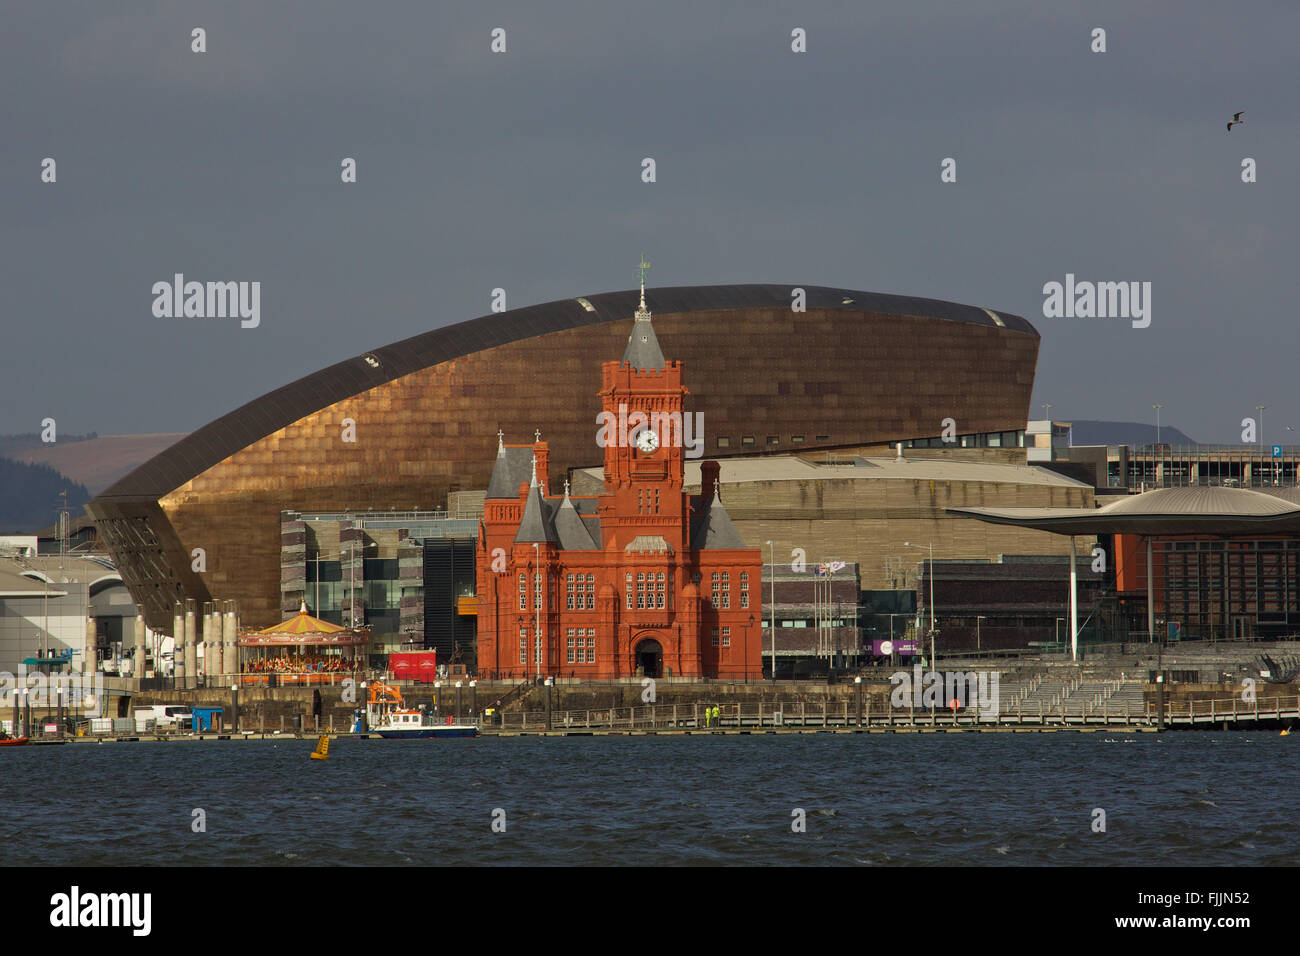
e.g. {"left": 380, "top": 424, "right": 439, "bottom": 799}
{"left": 1227, "top": 111, "right": 1245, "bottom": 132}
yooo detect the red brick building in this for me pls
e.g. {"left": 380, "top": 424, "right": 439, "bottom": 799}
{"left": 475, "top": 287, "right": 763, "bottom": 680}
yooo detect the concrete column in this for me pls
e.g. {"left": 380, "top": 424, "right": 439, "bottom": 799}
{"left": 209, "top": 605, "right": 223, "bottom": 681}
{"left": 198, "top": 600, "right": 209, "bottom": 686}
{"left": 85, "top": 616, "right": 97, "bottom": 676}
{"left": 1069, "top": 537, "right": 1079, "bottom": 662}
{"left": 173, "top": 604, "right": 186, "bottom": 684}
{"left": 133, "top": 610, "right": 147, "bottom": 687}
{"left": 224, "top": 603, "right": 238, "bottom": 677}
{"left": 184, "top": 599, "right": 198, "bottom": 689}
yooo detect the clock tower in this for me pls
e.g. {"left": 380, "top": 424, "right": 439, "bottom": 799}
{"left": 596, "top": 260, "right": 690, "bottom": 554}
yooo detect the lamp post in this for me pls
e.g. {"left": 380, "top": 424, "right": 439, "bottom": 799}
{"left": 747, "top": 614, "right": 754, "bottom": 682}
{"left": 533, "top": 542, "right": 542, "bottom": 679}
{"left": 469, "top": 679, "right": 478, "bottom": 726}
{"left": 903, "top": 541, "right": 936, "bottom": 668}
{"left": 455, "top": 680, "right": 463, "bottom": 722}
{"left": 544, "top": 676, "right": 554, "bottom": 730}
{"left": 433, "top": 680, "right": 441, "bottom": 719}
{"left": 1153, "top": 404, "right": 1163, "bottom": 447}
{"left": 766, "top": 540, "right": 775, "bottom": 680}
{"left": 230, "top": 684, "right": 239, "bottom": 733}
{"left": 976, "top": 615, "right": 987, "bottom": 653}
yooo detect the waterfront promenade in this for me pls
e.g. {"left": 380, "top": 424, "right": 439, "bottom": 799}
{"left": 20, "top": 687, "right": 1300, "bottom": 744}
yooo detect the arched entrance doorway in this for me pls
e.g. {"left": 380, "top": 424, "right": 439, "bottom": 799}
{"left": 634, "top": 638, "right": 663, "bottom": 679}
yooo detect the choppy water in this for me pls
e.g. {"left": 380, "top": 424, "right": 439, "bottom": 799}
{"left": 3, "top": 733, "right": 1294, "bottom": 866}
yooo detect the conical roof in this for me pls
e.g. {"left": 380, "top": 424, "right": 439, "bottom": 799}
{"left": 514, "top": 456, "right": 557, "bottom": 544}
{"left": 692, "top": 485, "right": 748, "bottom": 549}
{"left": 554, "top": 486, "right": 598, "bottom": 550}
{"left": 258, "top": 600, "right": 349, "bottom": 635}
{"left": 621, "top": 292, "right": 666, "bottom": 370}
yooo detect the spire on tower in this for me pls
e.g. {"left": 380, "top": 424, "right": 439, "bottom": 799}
{"left": 637, "top": 254, "right": 650, "bottom": 311}
{"left": 623, "top": 255, "right": 666, "bottom": 371}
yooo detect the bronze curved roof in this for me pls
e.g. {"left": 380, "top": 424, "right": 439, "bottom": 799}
{"left": 101, "top": 283, "right": 1035, "bottom": 500}
{"left": 948, "top": 486, "right": 1300, "bottom": 535}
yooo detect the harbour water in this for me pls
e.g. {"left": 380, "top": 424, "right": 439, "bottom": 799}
{"left": 5, "top": 733, "right": 1295, "bottom": 866}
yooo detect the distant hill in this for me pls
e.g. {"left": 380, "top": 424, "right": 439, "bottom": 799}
{"left": 0, "top": 457, "right": 91, "bottom": 533}
{"left": 1068, "top": 421, "right": 1199, "bottom": 448}
{"left": 7, "top": 432, "right": 187, "bottom": 495}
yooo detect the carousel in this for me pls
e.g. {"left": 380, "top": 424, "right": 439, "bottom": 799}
{"left": 236, "top": 601, "right": 370, "bottom": 685}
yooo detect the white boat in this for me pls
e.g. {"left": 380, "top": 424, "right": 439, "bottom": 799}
{"left": 359, "top": 680, "right": 479, "bottom": 739}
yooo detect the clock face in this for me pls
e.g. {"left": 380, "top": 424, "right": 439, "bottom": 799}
{"left": 636, "top": 429, "right": 660, "bottom": 454}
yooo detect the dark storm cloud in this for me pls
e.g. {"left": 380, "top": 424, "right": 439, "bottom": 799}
{"left": 1, "top": 1, "right": 1296, "bottom": 442}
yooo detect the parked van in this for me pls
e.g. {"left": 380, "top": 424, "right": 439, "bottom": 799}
{"left": 134, "top": 705, "right": 193, "bottom": 730}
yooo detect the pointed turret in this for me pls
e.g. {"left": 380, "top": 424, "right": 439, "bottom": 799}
{"left": 514, "top": 455, "right": 557, "bottom": 544}
{"left": 554, "top": 480, "right": 598, "bottom": 550}
{"left": 692, "top": 479, "right": 748, "bottom": 549}
{"left": 622, "top": 255, "right": 666, "bottom": 371}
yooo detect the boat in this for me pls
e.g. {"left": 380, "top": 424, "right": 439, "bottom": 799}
{"left": 310, "top": 734, "right": 330, "bottom": 759}
{"left": 364, "top": 680, "right": 478, "bottom": 739}
{"left": 0, "top": 735, "right": 29, "bottom": 747}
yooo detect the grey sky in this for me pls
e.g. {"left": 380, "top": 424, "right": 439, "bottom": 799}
{"left": 2, "top": 1, "right": 1295, "bottom": 444}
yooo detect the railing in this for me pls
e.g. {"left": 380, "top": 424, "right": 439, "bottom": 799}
{"left": 484, "top": 693, "right": 1300, "bottom": 731}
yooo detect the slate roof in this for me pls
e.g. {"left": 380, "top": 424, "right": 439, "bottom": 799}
{"left": 486, "top": 445, "right": 538, "bottom": 499}
{"left": 513, "top": 469, "right": 557, "bottom": 545}
{"left": 554, "top": 494, "right": 599, "bottom": 550}
{"left": 621, "top": 304, "right": 666, "bottom": 371}
{"left": 691, "top": 490, "right": 749, "bottom": 549}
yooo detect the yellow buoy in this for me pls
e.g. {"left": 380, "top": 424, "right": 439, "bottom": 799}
{"left": 1281, "top": 729, "right": 1291, "bottom": 737}
{"left": 310, "top": 734, "right": 330, "bottom": 759}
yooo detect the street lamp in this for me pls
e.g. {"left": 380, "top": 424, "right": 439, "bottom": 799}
{"left": 976, "top": 615, "right": 987, "bottom": 653}
{"left": 747, "top": 614, "right": 754, "bottom": 682}
{"left": 1257, "top": 405, "right": 1266, "bottom": 458}
{"left": 903, "top": 541, "right": 936, "bottom": 668}
{"left": 533, "top": 542, "right": 542, "bottom": 679}
{"left": 1152, "top": 404, "right": 1163, "bottom": 446}
{"left": 766, "top": 540, "right": 775, "bottom": 680}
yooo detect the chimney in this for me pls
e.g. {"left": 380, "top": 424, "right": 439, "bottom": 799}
{"left": 533, "top": 441, "right": 550, "bottom": 491}
{"left": 701, "top": 460, "right": 721, "bottom": 498}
